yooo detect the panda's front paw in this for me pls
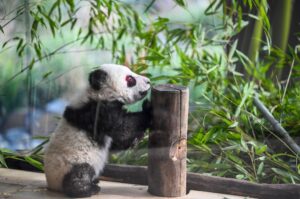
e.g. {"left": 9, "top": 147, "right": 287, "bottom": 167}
{"left": 142, "top": 99, "right": 152, "bottom": 129}
{"left": 142, "top": 99, "right": 152, "bottom": 113}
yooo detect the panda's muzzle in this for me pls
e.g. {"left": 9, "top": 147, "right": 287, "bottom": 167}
{"left": 139, "top": 90, "right": 148, "bottom": 97}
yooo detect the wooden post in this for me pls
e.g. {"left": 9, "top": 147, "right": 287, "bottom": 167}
{"left": 148, "top": 84, "right": 189, "bottom": 197}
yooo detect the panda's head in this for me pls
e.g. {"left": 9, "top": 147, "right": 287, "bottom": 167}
{"left": 88, "top": 64, "right": 150, "bottom": 104}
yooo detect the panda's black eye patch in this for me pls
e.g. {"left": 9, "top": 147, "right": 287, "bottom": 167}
{"left": 126, "top": 75, "right": 136, "bottom": 87}
{"left": 89, "top": 69, "right": 107, "bottom": 90}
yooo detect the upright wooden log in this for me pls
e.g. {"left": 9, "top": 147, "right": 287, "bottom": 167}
{"left": 148, "top": 84, "right": 189, "bottom": 197}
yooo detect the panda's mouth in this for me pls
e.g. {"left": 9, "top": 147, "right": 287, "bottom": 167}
{"left": 139, "top": 90, "right": 148, "bottom": 97}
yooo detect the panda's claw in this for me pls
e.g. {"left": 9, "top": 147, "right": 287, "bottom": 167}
{"left": 93, "top": 178, "right": 100, "bottom": 184}
{"left": 91, "top": 184, "right": 101, "bottom": 194}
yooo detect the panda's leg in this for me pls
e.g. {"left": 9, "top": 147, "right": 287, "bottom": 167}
{"left": 62, "top": 163, "right": 100, "bottom": 198}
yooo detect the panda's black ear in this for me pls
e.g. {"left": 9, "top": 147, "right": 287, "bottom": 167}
{"left": 88, "top": 69, "right": 107, "bottom": 90}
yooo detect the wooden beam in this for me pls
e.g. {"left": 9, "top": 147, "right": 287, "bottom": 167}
{"left": 188, "top": 172, "right": 300, "bottom": 199}
{"left": 148, "top": 84, "right": 189, "bottom": 197}
{"left": 101, "top": 164, "right": 147, "bottom": 185}
{"left": 101, "top": 164, "right": 300, "bottom": 199}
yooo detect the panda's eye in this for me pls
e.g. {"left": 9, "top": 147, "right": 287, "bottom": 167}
{"left": 126, "top": 75, "right": 136, "bottom": 87}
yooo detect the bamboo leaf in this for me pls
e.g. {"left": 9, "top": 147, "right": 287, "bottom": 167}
{"left": 234, "top": 82, "right": 254, "bottom": 118}
{"left": 117, "top": 28, "right": 126, "bottom": 40}
{"left": 16, "top": 39, "right": 24, "bottom": 51}
{"left": 139, "top": 55, "right": 165, "bottom": 61}
{"left": 2, "top": 40, "right": 9, "bottom": 48}
{"left": 42, "top": 71, "right": 52, "bottom": 79}
{"left": 257, "top": 162, "right": 264, "bottom": 175}
{"left": 49, "top": 1, "right": 60, "bottom": 16}
{"left": 17, "top": 44, "right": 26, "bottom": 56}
{"left": 107, "top": 0, "right": 113, "bottom": 17}
{"left": 174, "top": 0, "right": 186, "bottom": 7}
{"left": 134, "top": 12, "right": 142, "bottom": 33}
{"left": 205, "top": 0, "right": 222, "bottom": 15}
{"left": 30, "top": 139, "right": 49, "bottom": 155}
{"left": 70, "top": 18, "right": 77, "bottom": 30}
{"left": 144, "top": 0, "right": 156, "bottom": 12}
{"left": 255, "top": 145, "right": 267, "bottom": 155}
{"left": 61, "top": 18, "right": 73, "bottom": 27}
{"left": 24, "top": 156, "right": 43, "bottom": 171}
{"left": 205, "top": 0, "right": 217, "bottom": 15}
{"left": 271, "top": 168, "right": 300, "bottom": 181}
{"left": 236, "top": 174, "right": 245, "bottom": 180}
{"left": 34, "top": 43, "right": 42, "bottom": 59}
{"left": 28, "top": 59, "right": 35, "bottom": 70}
{"left": 228, "top": 40, "right": 238, "bottom": 61}
{"left": 0, "top": 25, "right": 4, "bottom": 33}
{"left": 241, "top": 140, "right": 249, "bottom": 152}
{"left": 0, "top": 153, "right": 7, "bottom": 168}
{"left": 66, "top": 0, "right": 75, "bottom": 12}
{"left": 0, "top": 148, "right": 15, "bottom": 156}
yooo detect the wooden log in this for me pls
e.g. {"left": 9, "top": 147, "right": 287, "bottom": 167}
{"left": 148, "top": 84, "right": 189, "bottom": 197}
{"left": 188, "top": 172, "right": 300, "bottom": 199}
{"left": 101, "top": 164, "right": 300, "bottom": 199}
{"left": 101, "top": 164, "right": 147, "bottom": 185}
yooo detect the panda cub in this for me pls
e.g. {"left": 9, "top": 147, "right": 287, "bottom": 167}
{"left": 44, "top": 64, "right": 151, "bottom": 197}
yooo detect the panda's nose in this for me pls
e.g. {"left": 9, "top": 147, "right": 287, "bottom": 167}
{"left": 144, "top": 77, "right": 150, "bottom": 85}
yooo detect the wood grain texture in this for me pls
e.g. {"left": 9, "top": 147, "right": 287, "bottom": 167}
{"left": 101, "top": 164, "right": 300, "bottom": 199}
{"left": 147, "top": 84, "right": 189, "bottom": 197}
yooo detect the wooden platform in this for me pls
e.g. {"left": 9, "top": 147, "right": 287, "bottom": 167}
{"left": 0, "top": 168, "right": 254, "bottom": 199}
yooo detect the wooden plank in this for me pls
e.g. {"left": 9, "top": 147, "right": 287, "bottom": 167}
{"left": 0, "top": 168, "right": 252, "bottom": 199}
{"left": 147, "top": 84, "right": 189, "bottom": 197}
{"left": 101, "top": 164, "right": 300, "bottom": 199}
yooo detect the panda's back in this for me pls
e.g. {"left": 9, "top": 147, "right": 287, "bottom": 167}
{"left": 44, "top": 119, "right": 112, "bottom": 191}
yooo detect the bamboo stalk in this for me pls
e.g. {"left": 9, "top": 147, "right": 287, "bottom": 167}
{"left": 272, "top": 0, "right": 293, "bottom": 52}
{"left": 253, "top": 95, "right": 300, "bottom": 154}
{"left": 247, "top": 0, "right": 266, "bottom": 63}
{"left": 24, "top": 0, "right": 34, "bottom": 134}
{"left": 268, "top": 0, "right": 294, "bottom": 80}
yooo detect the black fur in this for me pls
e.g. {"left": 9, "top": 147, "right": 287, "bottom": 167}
{"left": 88, "top": 69, "right": 108, "bottom": 90}
{"left": 62, "top": 163, "right": 100, "bottom": 198}
{"left": 63, "top": 99, "right": 151, "bottom": 149}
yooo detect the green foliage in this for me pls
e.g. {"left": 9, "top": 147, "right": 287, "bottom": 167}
{"left": 0, "top": 137, "right": 47, "bottom": 171}
{"left": 0, "top": 0, "right": 300, "bottom": 184}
